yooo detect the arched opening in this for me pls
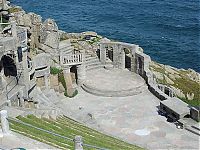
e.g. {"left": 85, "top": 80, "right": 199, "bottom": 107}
{"left": 106, "top": 46, "right": 113, "bottom": 61}
{"left": 0, "top": 54, "right": 17, "bottom": 77}
{"left": 164, "top": 87, "right": 170, "bottom": 96}
{"left": 70, "top": 65, "right": 78, "bottom": 84}
{"left": 124, "top": 48, "right": 131, "bottom": 70}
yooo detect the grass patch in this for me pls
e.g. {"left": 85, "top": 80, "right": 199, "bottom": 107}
{"left": 10, "top": 115, "right": 143, "bottom": 150}
{"left": 50, "top": 67, "right": 62, "bottom": 75}
{"left": 64, "top": 89, "right": 78, "bottom": 98}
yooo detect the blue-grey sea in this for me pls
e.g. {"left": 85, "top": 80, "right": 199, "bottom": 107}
{"left": 11, "top": 0, "right": 200, "bottom": 72}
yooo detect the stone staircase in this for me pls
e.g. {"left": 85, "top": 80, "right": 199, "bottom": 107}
{"left": 59, "top": 39, "right": 74, "bottom": 55}
{"left": 85, "top": 52, "right": 104, "bottom": 71}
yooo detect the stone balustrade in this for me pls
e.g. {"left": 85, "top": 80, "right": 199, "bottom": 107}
{"left": 61, "top": 53, "right": 84, "bottom": 66}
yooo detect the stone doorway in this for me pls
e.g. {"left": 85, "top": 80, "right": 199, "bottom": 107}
{"left": 106, "top": 46, "right": 113, "bottom": 61}
{"left": 70, "top": 65, "right": 78, "bottom": 84}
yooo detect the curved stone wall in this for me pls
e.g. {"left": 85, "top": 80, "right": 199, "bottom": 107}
{"left": 99, "top": 41, "right": 174, "bottom": 100}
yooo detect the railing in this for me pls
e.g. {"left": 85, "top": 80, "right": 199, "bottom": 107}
{"left": 61, "top": 53, "right": 84, "bottom": 66}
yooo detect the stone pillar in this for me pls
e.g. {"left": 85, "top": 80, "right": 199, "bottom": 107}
{"left": 11, "top": 21, "right": 18, "bottom": 45}
{"left": 0, "top": 110, "right": 10, "bottom": 135}
{"left": 77, "top": 64, "right": 86, "bottom": 86}
{"left": 63, "top": 67, "right": 74, "bottom": 96}
{"left": 21, "top": 50, "right": 29, "bottom": 99}
{"left": 74, "top": 136, "right": 83, "bottom": 150}
{"left": 112, "top": 44, "right": 118, "bottom": 68}
{"left": 120, "top": 50, "right": 125, "bottom": 69}
{"left": 130, "top": 55, "right": 135, "bottom": 72}
{"left": 44, "top": 73, "right": 49, "bottom": 89}
{"left": 100, "top": 44, "right": 106, "bottom": 65}
{"left": 19, "top": 90, "right": 25, "bottom": 107}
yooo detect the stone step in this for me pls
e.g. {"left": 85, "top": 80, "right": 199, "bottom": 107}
{"left": 81, "top": 83, "right": 146, "bottom": 97}
{"left": 192, "top": 125, "right": 200, "bottom": 131}
{"left": 185, "top": 126, "right": 200, "bottom": 136}
{"left": 86, "top": 61, "right": 102, "bottom": 68}
{"left": 86, "top": 64, "right": 105, "bottom": 71}
{"left": 85, "top": 59, "right": 101, "bottom": 65}
{"left": 85, "top": 56, "right": 99, "bottom": 61}
{"left": 60, "top": 47, "right": 74, "bottom": 55}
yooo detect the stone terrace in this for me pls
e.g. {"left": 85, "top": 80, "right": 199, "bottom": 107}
{"left": 56, "top": 88, "right": 199, "bottom": 150}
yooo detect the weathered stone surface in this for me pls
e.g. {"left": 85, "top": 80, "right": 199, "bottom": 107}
{"left": 43, "top": 19, "right": 58, "bottom": 31}
{"left": 164, "top": 75, "right": 174, "bottom": 85}
{"left": 58, "top": 83, "right": 65, "bottom": 93}
{"left": 50, "top": 74, "right": 59, "bottom": 87}
{"left": 36, "top": 77, "right": 45, "bottom": 87}
{"left": 187, "top": 93, "right": 194, "bottom": 100}
{"left": 187, "top": 69, "right": 200, "bottom": 83}
{"left": 44, "top": 32, "right": 59, "bottom": 49}
{"left": 171, "top": 87, "right": 185, "bottom": 98}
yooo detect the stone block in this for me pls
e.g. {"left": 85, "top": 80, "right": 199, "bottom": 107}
{"left": 50, "top": 74, "right": 59, "bottom": 87}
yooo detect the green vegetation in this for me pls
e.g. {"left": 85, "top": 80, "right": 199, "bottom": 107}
{"left": 150, "top": 62, "right": 200, "bottom": 107}
{"left": 8, "top": 7, "right": 22, "bottom": 13}
{"left": 60, "top": 36, "right": 69, "bottom": 41}
{"left": 9, "top": 115, "right": 143, "bottom": 150}
{"left": 64, "top": 89, "right": 78, "bottom": 98}
{"left": 58, "top": 71, "right": 66, "bottom": 90}
{"left": 50, "top": 67, "right": 62, "bottom": 75}
{"left": 88, "top": 37, "right": 101, "bottom": 45}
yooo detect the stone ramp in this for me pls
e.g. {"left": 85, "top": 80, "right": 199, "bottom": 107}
{"left": 82, "top": 68, "right": 147, "bottom": 97}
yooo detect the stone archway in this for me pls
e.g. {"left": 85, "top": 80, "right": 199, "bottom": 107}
{"left": 0, "top": 54, "right": 17, "bottom": 77}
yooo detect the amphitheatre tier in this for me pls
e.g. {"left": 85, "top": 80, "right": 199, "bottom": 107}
{"left": 82, "top": 68, "right": 147, "bottom": 97}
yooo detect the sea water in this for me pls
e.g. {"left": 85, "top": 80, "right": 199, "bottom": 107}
{"left": 11, "top": 0, "right": 200, "bottom": 72}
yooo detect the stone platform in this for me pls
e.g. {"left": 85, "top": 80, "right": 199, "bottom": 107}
{"left": 82, "top": 68, "right": 147, "bottom": 97}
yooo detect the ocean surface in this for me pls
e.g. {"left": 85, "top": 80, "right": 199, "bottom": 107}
{"left": 11, "top": 0, "right": 200, "bottom": 72}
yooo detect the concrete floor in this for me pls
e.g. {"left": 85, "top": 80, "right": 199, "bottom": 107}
{"left": 85, "top": 68, "right": 146, "bottom": 92}
{"left": 57, "top": 68, "right": 199, "bottom": 150}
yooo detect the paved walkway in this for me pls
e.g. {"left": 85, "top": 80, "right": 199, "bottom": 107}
{"left": 58, "top": 87, "right": 199, "bottom": 150}
{"left": 0, "top": 131, "right": 56, "bottom": 149}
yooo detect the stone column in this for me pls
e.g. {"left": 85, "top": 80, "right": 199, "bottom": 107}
{"left": 19, "top": 90, "right": 25, "bottom": 107}
{"left": 11, "top": 21, "right": 18, "bottom": 45}
{"left": 63, "top": 67, "right": 74, "bottom": 96}
{"left": 130, "top": 55, "right": 136, "bottom": 72}
{"left": 77, "top": 64, "right": 86, "bottom": 86}
{"left": 74, "top": 136, "right": 83, "bottom": 150}
{"left": 120, "top": 50, "right": 125, "bottom": 69}
{"left": 130, "top": 46, "right": 136, "bottom": 72}
{"left": 44, "top": 73, "right": 49, "bottom": 89}
{"left": 100, "top": 43, "right": 106, "bottom": 65}
{"left": 112, "top": 44, "right": 118, "bottom": 68}
{"left": 0, "top": 110, "right": 10, "bottom": 135}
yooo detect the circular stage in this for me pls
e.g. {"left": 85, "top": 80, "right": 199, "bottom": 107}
{"left": 82, "top": 68, "right": 147, "bottom": 97}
